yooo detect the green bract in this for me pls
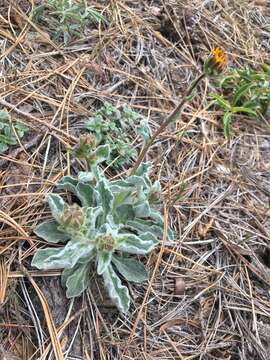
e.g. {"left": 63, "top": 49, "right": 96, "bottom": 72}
{"left": 32, "top": 160, "right": 173, "bottom": 313}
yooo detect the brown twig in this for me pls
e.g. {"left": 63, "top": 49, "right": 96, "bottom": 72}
{"left": 130, "top": 73, "right": 205, "bottom": 175}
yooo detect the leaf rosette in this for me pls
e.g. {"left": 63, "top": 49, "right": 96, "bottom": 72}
{"left": 32, "top": 161, "right": 173, "bottom": 313}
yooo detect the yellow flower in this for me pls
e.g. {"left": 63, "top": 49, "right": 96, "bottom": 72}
{"left": 204, "top": 47, "right": 227, "bottom": 75}
{"left": 211, "top": 47, "right": 227, "bottom": 69}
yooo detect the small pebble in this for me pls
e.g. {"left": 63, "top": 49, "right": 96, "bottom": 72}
{"left": 174, "top": 278, "right": 186, "bottom": 295}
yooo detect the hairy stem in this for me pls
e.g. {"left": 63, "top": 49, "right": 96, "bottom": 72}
{"left": 130, "top": 73, "right": 206, "bottom": 175}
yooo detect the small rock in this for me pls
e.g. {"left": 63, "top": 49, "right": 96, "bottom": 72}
{"left": 174, "top": 278, "right": 185, "bottom": 295}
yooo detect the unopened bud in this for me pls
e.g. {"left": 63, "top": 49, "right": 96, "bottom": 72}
{"left": 61, "top": 204, "right": 85, "bottom": 228}
{"left": 73, "top": 134, "right": 96, "bottom": 160}
{"left": 96, "top": 234, "right": 116, "bottom": 252}
{"left": 149, "top": 191, "right": 160, "bottom": 203}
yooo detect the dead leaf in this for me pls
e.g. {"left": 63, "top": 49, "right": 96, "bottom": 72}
{"left": 198, "top": 218, "right": 214, "bottom": 238}
{"left": 159, "top": 318, "right": 199, "bottom": 334}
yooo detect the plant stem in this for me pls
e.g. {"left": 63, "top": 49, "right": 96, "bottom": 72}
{"left": 130, "top": 73, "right": 206, "bottom": 175}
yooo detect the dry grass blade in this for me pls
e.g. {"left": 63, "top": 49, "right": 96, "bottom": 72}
{"left": 129, "top": 206, "right": 169, "bottom": 342}
{"left": 0, "top": 258, "right": 9, "bottom": 304}
{"left": 19, "top": 266, "right": 64, "bottom": 360}
{"left": 0, "top": 210, "right": 30, "bottom": 240}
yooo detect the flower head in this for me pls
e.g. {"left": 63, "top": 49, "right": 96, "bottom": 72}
{"left": 96, "top": 234, "right": 116, "bottom": 252}
{"left": 61, "top": 204, "right": 85, "bottom": 228}
{"left": 204, "top": 47, "right": 227, "bottom": 75}
{"left": 211, "top": 48, "right": 227, "bottom": 68}
{"left": 73, "top": 134, "right": 96, "bottom": 160}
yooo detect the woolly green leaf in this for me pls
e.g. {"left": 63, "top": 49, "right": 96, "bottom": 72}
{"left": 131, "top": 216, "right": 174, "bottom": 241}
{"left": 113, "top": 175, "right": 147, "bottom": 189}
{"left": 134, "top": 201, "right": 151, "bottom": 218}
{"left": 78, "top": 171, "right": 95, "bottom": 183}
{"left": 57, "top": 175, "right": 95, "bottom": 206}
{"left": 96, "top": 179, "right": 114, "bottom": 218}
{"left": 61, "top": 253, "right": 94, "bottom": 285}
{"left": 0, "top": 110, "right": 9, "bottom": 122}
{"left": 85, "top": 207, "right": 103, "bottom": 236}
{"left": 149, "top": 209, "right": 174, "bottom": 240}
{"left": 95, "top": 144, "right": 110, "bottom": 164}
{"left": 149, "top": 208, "right": 164, "bottom": 223}
{"left": 102, "top": 264, "right": 130, "bottom": 313}
{"left": 136, "top": 119, "right": 152, "bottom": 142}
{"left": 114, "top": 204, "right": 135, "bottom": 224}
{"left": 139, "top": 232, "right": 159, "bottom": 245}
{"left": 151, "top": 180, "right": 162, "bottom": 194}
{"left": 126, "top": 219, "right": 163, "bottom": 238}
{"left": 76, "top": 183, "right": 96, "bottom": 207}
{"left": 117, "top": 232, "right": 157, "bottom": 254}
{"left": 32, "top": 241, "right": 93, "bottom": 270}
{"left": 0, "top": 143, "right": 8, "bottom": 153}
{"left": 58, "top": 176, "right": 78, "bottom": 193}
{"left": 65, "top": 262, "right": 90, "bottom": 298}
{"left": 97, "top": 251, "right": 112, "bottom": 275}
{"left": 135, "top": 162, "right": 152, "bottom": 177}
{"left": 112, "top": 255, "right": 148, "bottom": 283}
{"left": 128, "top": 175, "right": 148, "bottom": 188}
{"left": 47, "top": 193, "right": 65, "bottom": 222}
{"left": 111, "top": 179, "right": 132, "bottom": 189}
{"left": 14, "top": 121, "right": 29, "bottom": 138}
{"left": 61, "top": 265, "right": 74, "bottom": 287}
{"left": 34, "top": 220, "right": 69, "bottom": 243}
{"left": 0, "top": 133, "right": 17, "bottom": 145}
{"left": 112, "top": 188, "right": 132, "bottom": 209}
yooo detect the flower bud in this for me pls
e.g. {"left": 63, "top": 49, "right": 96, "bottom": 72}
{"left": 61, "top": 204, "right": 85, "bottom": 228}
{"left": 73, "top": 134, "right": 96, "bottom": 160}
{"left": 149, "top": 190, "right": 160, "bottom": 204}
{"left": 96, "top": 234, "right": 116, "bottom": 252}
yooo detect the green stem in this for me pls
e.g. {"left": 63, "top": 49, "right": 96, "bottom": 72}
{"left": 130, "top": 73, "right": 206, "bottom": 175}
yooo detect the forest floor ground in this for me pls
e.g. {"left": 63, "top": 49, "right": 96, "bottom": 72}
{"left": 0, "top": 1, "right": 270, "bottom": 359}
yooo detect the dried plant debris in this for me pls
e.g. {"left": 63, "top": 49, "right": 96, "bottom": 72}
{"left": 0, "top": 0, "right": 270, "bottom": 359}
